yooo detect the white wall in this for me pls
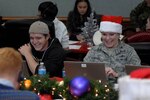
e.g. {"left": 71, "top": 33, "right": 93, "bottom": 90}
{"left": 0, "top": 0, "right": 141, "bottom": 17}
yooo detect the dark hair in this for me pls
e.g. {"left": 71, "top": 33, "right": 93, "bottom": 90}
{"left": 38, "top": 1, "right": 58, "bottom": 21}
{"left": 74, "top": 0, "right": 92, "bottom": 17}
{"left": 67, "top": 0, "right": 93, "bottom": 37}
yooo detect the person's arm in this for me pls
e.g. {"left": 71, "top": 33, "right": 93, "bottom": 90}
{"left": 59, "top": 22, "right": 69, "bottom": 49}
{"left": 18, "top": 44, "right": 38, "bottom": 74}
{"left": 127, "top": 48, "right": 141, "bottom": 66}
{"left": 54, "top": 18, "right": 69, "bottom": 49}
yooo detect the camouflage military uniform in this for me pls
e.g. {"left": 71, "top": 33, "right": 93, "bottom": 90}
{"left": 130, "top": 1, "right": 150, "bottom": 31}
{"left": 84, "top": 42, "right": 141, "bottom": 78}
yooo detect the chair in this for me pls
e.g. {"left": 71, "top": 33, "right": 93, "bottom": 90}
{"left": 125, "top": 32, "right": 150, "bottom": 43}
{"left": 124, "top": 32, "right": 150, "bottom": 65}
{"left": 0, "top": 19, "right": 36, "bottom": 49}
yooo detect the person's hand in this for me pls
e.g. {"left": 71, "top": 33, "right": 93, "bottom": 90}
{"left": 105, "top": 67, "right": 118, "bottom": 77}
{"left": 76, "top": 34, "right": 85, "bottom": 42}
{"left": 18, "top": 43, "right": 32, "bottom": 57}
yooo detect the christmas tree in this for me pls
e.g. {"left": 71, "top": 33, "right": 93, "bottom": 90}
{"left": 81, "top": 11, "right": 99, "bottom": 46}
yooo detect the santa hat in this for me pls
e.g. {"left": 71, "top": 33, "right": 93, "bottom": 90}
{"left": 99, "top": 15, "right": 123, "bottom": 34}
{"left": 118, "top": 67, "right": 150, "bottom": 100}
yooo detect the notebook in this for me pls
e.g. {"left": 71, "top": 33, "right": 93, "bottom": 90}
{"left": 125, "top": 65, "right": 150, "bottom": 75}
{"left": 64, "top": 61, "right": 107, "bottom": 83}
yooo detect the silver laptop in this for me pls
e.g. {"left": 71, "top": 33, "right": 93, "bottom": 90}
{"left": 64, "top": 61, "right": 107, "bottom": 83}
{"left": 125, "top": 65, "right": 150, "bottom": 75}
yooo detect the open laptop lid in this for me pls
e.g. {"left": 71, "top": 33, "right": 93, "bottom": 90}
{"left": 22, "top": 60, "right": 30, "bottom": 78}
{"left": 125, "top": 65, "right": 150, "bottom": 75}
{"left": 64, "top": 61, "right": 107, "bottom": 83}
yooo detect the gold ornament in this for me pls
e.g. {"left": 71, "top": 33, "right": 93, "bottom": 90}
{"left": 24, "top": 79, "right": 31, "bottom": 89}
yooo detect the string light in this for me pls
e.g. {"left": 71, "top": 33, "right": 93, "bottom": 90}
{"left": 95, "top": 89, "right": 98, "bottom": 93}
{"left": 95, "top": 93, "right": 98, "bottom": 97}
{"left": 52, "top": 87, "right": 56, "bottom": 91}
{"left": 52, "top": 91, "right": 54, "bottom": 95}
{"left": 34, "top": 88, "right": 37, "bottom": 91}
{"left": 105, "top": 89, "right": 110, "bottom": 92}
{"left": 37, "top": 92, "right": 40, "bottom": 95}
{"left": 98, "top": 80, "right": 102, "bottom": 83}
{"left": 59, "top": 94, "right": 62, "bottom": 97}
{"left": 104, "top": 85, "right": 108, "bottom": 88}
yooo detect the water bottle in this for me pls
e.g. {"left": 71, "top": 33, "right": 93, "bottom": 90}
{"left": 62, "top": 70, "right": 66, "bottom": 77}
{"left": 38, "top": 62, "right": 46, "bottom": 76}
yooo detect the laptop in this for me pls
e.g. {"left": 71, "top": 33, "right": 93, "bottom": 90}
{"left": 21, "top": 60, "right": 30, "bottom": 78}
{"left": 125, "top": 65, "right": 150, "bottom": 75}
{"left": 64, "top": 61, "right": 107, "bottom": 83}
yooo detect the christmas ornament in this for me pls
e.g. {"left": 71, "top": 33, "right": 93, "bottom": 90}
{"left": 69, "top": 76, "right": 91, "bottom": 97}
{"left": 24, "top": 79, "right": 31, "bottom": 89}
{"left": 39, "top": 94, "right": 52, "bottom": 100}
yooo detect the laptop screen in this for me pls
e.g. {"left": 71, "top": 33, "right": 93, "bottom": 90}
{"left": 64, "top": 61, "right": 107, "bottom": 83}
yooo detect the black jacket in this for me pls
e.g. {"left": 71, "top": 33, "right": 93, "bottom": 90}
{"left": 32, "top": 38, "right": 66, "bottom": 78}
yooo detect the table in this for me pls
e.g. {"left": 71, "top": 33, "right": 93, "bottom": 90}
{"left": 66, "top": 41, "right": 90, "bottom": 61}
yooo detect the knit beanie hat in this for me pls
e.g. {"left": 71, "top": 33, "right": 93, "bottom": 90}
{"left": 29, "top": 21, "right": 49, "bottom": 34}
{"left": 99, "top": 15, "right": 123, "bottom": 34}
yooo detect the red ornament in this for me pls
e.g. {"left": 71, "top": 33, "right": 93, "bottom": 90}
{"left": 39, "top": 94, "right": 52, "bottom": 100}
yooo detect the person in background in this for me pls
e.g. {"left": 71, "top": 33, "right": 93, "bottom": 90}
{"left": 84, "top": 15, "right": 141, "bottom": 83}
{"left": 67, "top": 0, "right": 100, "bottom": 41}
{"left": 130, "top": 0, "right": 150, "bottom": 32}
{"left": 146, "top": 17, "right": 150, "bottom": 32}
{"left": 18, "top": 21, "right": 65, "bottom": 78}
{"left": 38, "top": 1, "right": 69, "bottom": 49}
{"left": 0, "top": 47, "right": 39, "bottom": 100}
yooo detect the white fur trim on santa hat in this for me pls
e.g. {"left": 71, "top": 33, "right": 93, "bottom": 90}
{"left": 118, "top": 76, "right": 150, "bottom": 100}
{"left": 93, "top": 30, "right": 124, "bottom": 45}
{"left": 99, "top": 21, "right": 122, "bottom": 34}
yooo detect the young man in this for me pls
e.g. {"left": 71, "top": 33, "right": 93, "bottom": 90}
{"left": 18, "top": 21, "right": 66, "bottom": 78}
{"left": 38, "top": 1, "right": 69, "bottom": 49}
{"left": 0, "top": 47, "right": 39, "bottom": 100}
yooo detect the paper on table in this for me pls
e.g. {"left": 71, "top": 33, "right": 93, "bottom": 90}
{"left": 69, "top": 45, "right": 81, "bottom": 49}
{"left": 69, "top": 40, "right": 79, "bottom": 45}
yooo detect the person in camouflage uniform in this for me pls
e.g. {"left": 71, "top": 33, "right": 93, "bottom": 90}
{"left": 130, "top": 0, "right": 150, "bottom": 32}
{"left": 84, "top": 15, "right": 141, "bottom": 83}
